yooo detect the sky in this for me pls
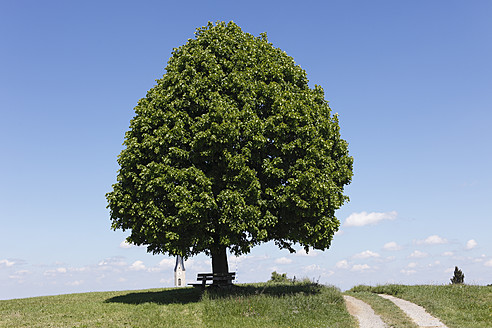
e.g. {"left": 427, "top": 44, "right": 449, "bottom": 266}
{"left": 1, "top": 0, "right": 491, "bottom": 300}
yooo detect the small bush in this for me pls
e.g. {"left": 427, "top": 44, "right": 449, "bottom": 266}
{"left": 268, "top": 271, "right": 292, "bottom": 283}
{"left": 349, "top": 284, "right": 403, "bottom": 295}
{"left": 450, "top": 266, "right": 465, "bottom": 284}
{"left": 348, "top": 285, "right": 374, "bottom": 293}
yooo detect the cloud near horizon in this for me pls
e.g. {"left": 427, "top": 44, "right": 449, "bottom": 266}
{"left": 129, "top": 260, "right": 146, "bottom": 271}
{"left": 345, "top": 211, "right": 397, "bottom": 227}
{"left": 335, "top": 260, "right": 349, "bottom": 269}
{"left": 0, "top": 259, "right": 15, "bottom": 267}
{"left": 416, "top": 235, "right": 448, "bottom": 245}
{"left": 351, "top": 264, "right": 370, "bottom": 272}
{"left": 296, "top": 248, "right": 319, "bottom": 257}
{"left": 275, "top": 257, "right": 293, "bottom": 264}
{"left": 353, "top": 250, "right": 380, "bottom": 259}
{"left": 383, "top": 241, "right": 402, "bottom": 251}
{"left": 409, "top": 250, "right": 428, "bottom": 258}
{"left": 119, "top": 241, "right": 133, "bottom": 249}
{"left": 465, "top": 239, "right": 478, "bottom": 250}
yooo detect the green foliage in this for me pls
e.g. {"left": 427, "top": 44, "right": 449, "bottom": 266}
{"left": 268, "top": 271, "right": 292, "bottom": 283}
{"left": 450, "top": 266, "right": 465, "bottom": 284}
{"left": 106, "top": 21, "right": 353, "bottom": 260}
{"left": 349, "top": 284, "right": 403, "bottom": 296}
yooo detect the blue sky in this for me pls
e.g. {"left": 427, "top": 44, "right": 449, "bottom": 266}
{"left": 1, "top": 0, "right": 491, "bottom": 300}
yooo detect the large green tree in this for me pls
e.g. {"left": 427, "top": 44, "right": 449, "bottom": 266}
{"left": 106, "top": 22, "right": 353, "bottom": 276}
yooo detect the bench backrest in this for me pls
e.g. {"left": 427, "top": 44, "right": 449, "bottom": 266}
{"left": 197, "top": 272, "right": 236, "bottom": 280}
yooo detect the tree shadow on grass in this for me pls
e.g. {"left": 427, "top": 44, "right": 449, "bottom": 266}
{"left": 105, "top": 287, "right": 203, "bottom": 305}
{"left": 206, "top": 282, "right": 324, "bottom": 300}
{"left": 105, "top": 282, "right": 323, "bottom": 305}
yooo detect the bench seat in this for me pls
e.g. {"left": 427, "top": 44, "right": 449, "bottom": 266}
{"left": 188, "top": 272, "right": 236, "bottom": 288}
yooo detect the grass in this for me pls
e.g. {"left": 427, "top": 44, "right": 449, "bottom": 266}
{"left": 3, "top": 282, "right": 490, "bottom": 327}
{"left": 344, "top": 291, "right": 418, "bottom": 328}
{"left": 0, "top": 282, "right": 356, "bottom": 328}
{"left": 202, "top": 282, "right": 356, "bottom": 327}
{"left": 348, "top": 284, "right": 492, "bottom": 328}
{"left": 0, "top": 288, "right": 204, "bottom": 327}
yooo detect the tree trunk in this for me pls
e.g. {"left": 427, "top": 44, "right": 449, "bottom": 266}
{"left": 211, "top": 246, "right": 229, "bottom": 276}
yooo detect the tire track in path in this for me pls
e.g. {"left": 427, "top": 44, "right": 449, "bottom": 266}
{"left": 343, "top": 295, "right": 387, "bottom": 328}
{"left": 378, "top": 294, "right": 448, "bottom": 328}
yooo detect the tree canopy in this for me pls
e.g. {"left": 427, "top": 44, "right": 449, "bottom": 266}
{"left": 106, "top": 21, "right": 353, "bottom": 274}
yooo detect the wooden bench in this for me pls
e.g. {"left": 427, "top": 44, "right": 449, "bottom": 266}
{"left": 189, "top": 272, "right": 236, "bottom": 288}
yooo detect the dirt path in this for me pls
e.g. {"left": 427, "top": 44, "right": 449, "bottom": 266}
{"left": 343, "top": 295, "right": 387, "bottom": 328}
{"left": 378, "top": 294, "right": 448, "bottom": 328}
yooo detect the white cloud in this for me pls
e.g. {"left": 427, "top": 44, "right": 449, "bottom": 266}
{"left": 159, "top": 278, "right": 172, "bottom": 284}
{"left": 409, "top": 250, "right": 428, "bottom": 258}
{"left": 0, "top": 259, "right": 15, "bottom": 267}
{"left": 465, "top": 239, "right": 478, "bottom": 250}
{"left": 275, "top": 257, "right": 293, "bottom": 264}
{"left": 334, "top": 229, "right": 344, "bottom": 236}
{"left": 445, "top": 267, "right": 454, "bottom": 273}
{"left": 335, "top": 260, "right": 349, "bottom": 269}
{"left": 119, "top": 241, "right": 133, "bottom": 249}
{"left": 129, "top": 260, "right": 146, "bottom": 271}
{"left": 159, "top": 258, "right": 176, "bottom": 268}
{"left": 44, "top": 267, "right": 68, "bottom": 277}
{"left": 353, "top": 250, "right": 380, "bottom": 259}
{"left": 303, "top": 264, "right": 321, "bottom": 272}
{"left": 98, "top": 257, "right": 127, "bottom": 267}
{"left": 70, "top": 266, "right": 89, "bottom": 273}
{"left": 232, "top": 254, "right": 269, "bottom": 264}
{"left": 65, "top": 280, "right": 84, "bottom": 286}
{"left": 442, "top": 251, "right": 454, "bottom": 256}
{"left": 15, "top": 270, "right": 29, "bottom": 275}
{"left": 9, "top": 270, "right": 30, "bottom": 281}
{"left": 345, "top": 211, "right": 397, "bottom": 227}
{"left": 323, "top": 270, "right": 335, "bottom": 278}
{"left": 400, "top": 269, "right": 416, "bottom": 275}
{"left": 351, "top": 264, "right": 370, "bottom": 271}
{"left": 296, "top": 248, "right": 319, "bottom": 257}
{"left": 484, "top": 259, "right": 492, "bottom": 267}
{"left": 407, "top": 262, "right": 417, "bottom": 268}
{"left": 416, "top": 235, "right": 448, "bottom": 245}
{"left": 383, "top": 241, "right": 402, "bottom": 251}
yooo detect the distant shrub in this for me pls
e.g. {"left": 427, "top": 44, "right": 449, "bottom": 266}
{"left": 450, "top": 266, "right": 465, "bottom": 284}
{"left": 349, "top": 284, "right": 403, "bottom": 295}
{"left": 349, "top": 285, "right": 373, "bottom": 293}
{"left": 268, "top": 271, "right": 292, "bottom": 283}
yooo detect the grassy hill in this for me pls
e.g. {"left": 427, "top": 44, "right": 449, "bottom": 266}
{"left": 348, "top": 284, "right": 492, "bottom": 328}
{"left": 1, "top": 283, "right": 490, "bottom": 328}
{"left": 0, "top": 282, "right": 356, "bottom": 328}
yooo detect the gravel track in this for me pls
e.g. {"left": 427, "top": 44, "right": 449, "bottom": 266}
{"left": 343, "top": 295, "right": 387, "bottom": 328}
{"left": 378, "top": 294, "right": 448, "bottom": 328}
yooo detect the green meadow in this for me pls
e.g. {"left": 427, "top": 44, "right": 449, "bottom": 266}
{"left": 348, "top": 284, "right": 492, "bottom": 328}
{"left": 1, "top": 282, "right": 490, "bottom": 328}
{"left": 0, "top": 282, "right": 356, "bottom": 328}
